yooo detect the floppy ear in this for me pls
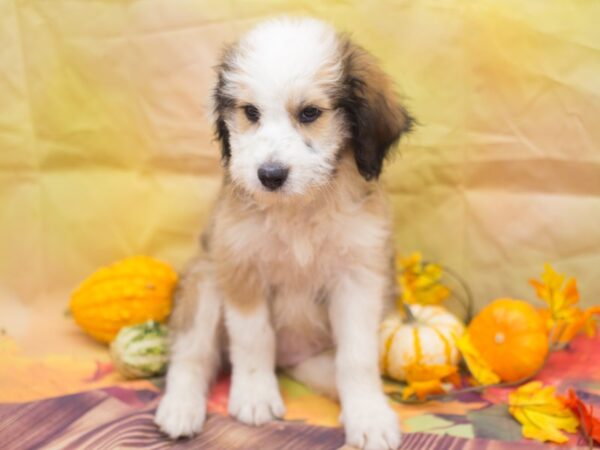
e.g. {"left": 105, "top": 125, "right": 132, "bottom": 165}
{"left": 338, "top": 38, "right": 414, "bottom": 180}
{"left": 211, "top": 47, "right": 237, "bottom": 162}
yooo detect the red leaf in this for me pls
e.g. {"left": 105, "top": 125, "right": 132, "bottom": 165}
{"left": 561, "top": 389, "right": 600, "bottom": 444}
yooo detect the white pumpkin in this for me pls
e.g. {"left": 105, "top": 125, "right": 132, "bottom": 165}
{"left": 379, "top": 304, "right": 464, "bottom": 381}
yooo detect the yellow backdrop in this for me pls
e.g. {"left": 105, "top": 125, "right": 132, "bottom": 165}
{"left": 1, "top": 0, "right": 599, "bottom": 354}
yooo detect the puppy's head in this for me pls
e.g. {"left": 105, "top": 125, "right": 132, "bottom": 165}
{"left": 212, "top": 17, "right": 413, "bottom": 200}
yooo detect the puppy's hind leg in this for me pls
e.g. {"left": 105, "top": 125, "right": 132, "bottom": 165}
{"left": 286, "top": 350, "right": 338, "bottom": 400}
{"left": 155, "top": 259, "right": 222, "bottom": 439}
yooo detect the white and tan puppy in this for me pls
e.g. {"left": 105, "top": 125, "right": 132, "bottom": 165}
{"left": 155, "top": 17, "right": 413, "bottom": 450}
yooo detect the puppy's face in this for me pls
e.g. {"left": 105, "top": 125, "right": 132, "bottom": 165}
{"left": 212, "top": 18, "right": 413, "bottom": 201}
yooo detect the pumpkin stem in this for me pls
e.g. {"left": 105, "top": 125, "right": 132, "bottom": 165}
{"left": 402, "top": 303, "right": 417, "bottom": 323}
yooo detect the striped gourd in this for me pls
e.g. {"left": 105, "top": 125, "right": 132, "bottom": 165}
{"left": 379, "top": 304, "right": 464, "bottom": 381}
{"left": 70, "top": 256, "right": 177, "bottom": 343}
{"left": 110, "top": 321, "right": 168, "bottom": 379}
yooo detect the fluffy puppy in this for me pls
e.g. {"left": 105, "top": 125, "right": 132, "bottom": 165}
{"left": 155, "top": 17, "right": 413, "bottom": 450}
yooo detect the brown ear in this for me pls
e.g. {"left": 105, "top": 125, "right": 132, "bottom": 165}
{"left": 337, "top": 37, "right": 414, "bottom": 180}
{"left": 211, "top": 45, "right": 238, "bottom": 162}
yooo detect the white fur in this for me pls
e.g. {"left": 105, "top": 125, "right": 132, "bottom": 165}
{"left": 224, "top": 18, "right": 348, "bottom": 200}
{"left": 155, "top": 276, "right": 221, "bottom": 437}
{"left": 287, "top": 350, "right": 338, "bottom": 398}
{"left": 225, "top": 300, "right": 286, "bottom": 425}
{"left": 225, "top": 18, "right": 341, "bottom": 99}
{"left": 330, "top": 267, "right": 401, "bottom": 450}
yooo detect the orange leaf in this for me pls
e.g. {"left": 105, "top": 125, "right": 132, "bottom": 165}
{"left": 402, "top": 379, "right": 446, "bottom": 401}
{"left": 529, "top": 279, "right": 548, "bottom": 303}
{"left": 401, "top": 363, "right": 458, "bottom": 401}
{"left": 584, "top": 306, "right": 600, "bottom": 337}
{"left": 563, "top": 278, "right": 579, "bottom": 308}
{"left": 404, "top": 363, "right": 457, "bottom": 383}
{"left": 560, "top": 389, "right": 600, "bottom": 445}
{"left": 530, "top": 264, "right": 585, "bottom": 345}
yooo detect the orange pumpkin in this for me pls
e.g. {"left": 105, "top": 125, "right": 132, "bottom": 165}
{"left": 468, "top": 298, "right": 548, "bottom": 382}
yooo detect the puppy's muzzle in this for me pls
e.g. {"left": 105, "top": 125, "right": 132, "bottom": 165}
{"left": 258, "top": 162, "right": 289, "bottom": 190}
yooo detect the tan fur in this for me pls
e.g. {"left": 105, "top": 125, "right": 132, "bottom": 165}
{"left": 283, "top": 64, "right": 338, "bottom": 119}
{"left": 293, "top": 107, "right": 343, "bottom": 146}
{"left": 207, "top": 181, "right": 267, "bottom": 313}
{"left": 177, "top": 150, "right": 392, "bottom": 304}
{"left": 167, "top": 150, "right": 395, "bottom": 370}
{"left": 168, "top": 258, "right": 203, "bottom": 332}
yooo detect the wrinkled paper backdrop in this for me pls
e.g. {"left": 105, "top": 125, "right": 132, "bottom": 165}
{"left": 1, "top": 0, "right": 599, "bottom": 355}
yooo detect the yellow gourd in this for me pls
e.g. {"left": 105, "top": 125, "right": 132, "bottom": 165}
{"left": 70, "top": 256, "right": 177, "bottom": 343}
{"left": 379, "top": 304, "right": 464, "bottom": 381}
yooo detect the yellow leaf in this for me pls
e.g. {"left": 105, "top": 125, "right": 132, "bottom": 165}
{"left": 530, "top": 264, "right": 579, "bottom": 316}
{"left": 397, "top": 252, "right": 450, "bottom": 306}
{"left": 530, "top": 264, "right": 584, "bottom": 345}
{"left": 542, "top": 264, "right": 564, "bottom": 290}
{"left": 456, "top": 333, "right": 500, "bottom": 385}
{"left": 398, "top": 252, "right": 422, "bottom": 271}
{"left": 508, "top": 381, "right": 579, "bottom": 444}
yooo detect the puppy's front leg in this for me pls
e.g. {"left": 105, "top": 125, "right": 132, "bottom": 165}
{"left": 330, "top": 268, "right": 401, "bottom": 450}
{"left": 155, "top": 269, "right": 221, "bottom": 439}
{"left": 225, "top": 300, "right": 286, "bottom": 425}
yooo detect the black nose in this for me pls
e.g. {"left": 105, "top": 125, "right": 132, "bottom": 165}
{"left": 257, "top": 162, "right": 289, "bottom": 190}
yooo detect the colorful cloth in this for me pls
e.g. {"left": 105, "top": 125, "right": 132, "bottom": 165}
{"left": 1, "top": 334, "right": 598, "bottom": 449}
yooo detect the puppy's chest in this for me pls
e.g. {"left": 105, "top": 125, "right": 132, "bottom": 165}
{"left": 270, "top": 286, "right": 331, "bottom": 367}
{"left": 251, "top": 212, "right": 344, "bottom": 285}
{"left": 253, "top": 212, "right": 340, "bottom": 366}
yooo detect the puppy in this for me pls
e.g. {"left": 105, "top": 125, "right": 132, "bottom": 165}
{"left": 155, "top": 17, "right": 413, "bottom": 450}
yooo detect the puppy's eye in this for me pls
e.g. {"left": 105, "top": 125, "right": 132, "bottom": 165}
{"left": 299, "top": 106, "right": 321, "bottom": 124}
{"left": 243, "top": 104, "right": 260, "bottom": 123}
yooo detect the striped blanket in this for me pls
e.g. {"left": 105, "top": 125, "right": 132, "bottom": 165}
{"left": 1, "top": 334, "right": 598, "bottom": 449}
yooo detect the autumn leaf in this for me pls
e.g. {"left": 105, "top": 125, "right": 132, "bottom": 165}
{"left": 530, "top": 264, "right": 579, "bottom": 320}
{"left": 456, "top": 333, "right": 500, "bottom": 386}
{"left": 404, "top": 362, "right": 458, "bottom": 383}
{"left": 584, "top": 306, "right": 600, "bottom": 337}
{"left": 508, "top": 381, "right": 579, "bottom": 444}
{"left": 398, "top": 252, "right": 450, "bottom": 306}
{"left": 538, "top": 308, "right": 582, "bottom": 345}
{"left": 402, "top": 363, "right": 457, "bottom": 401}
{"left": 560, "top": 388, "right": 600, "bottom": 445}
{"left": 529, "top": 264, "right": 597, "bottom": 346}
{"left": 403, "top": 379, "right": 446, "bottom": 401}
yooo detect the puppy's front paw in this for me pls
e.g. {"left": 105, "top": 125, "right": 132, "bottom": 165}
{"left": 155, "top": 391, "right": 206, "bottom": 439}
{"left": 341, "top": 395, "right": 401, "bottom": 450}
{"left": 228, "top": 371, "right": 286, "bottom": 426}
